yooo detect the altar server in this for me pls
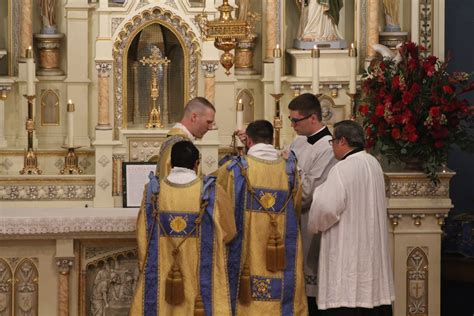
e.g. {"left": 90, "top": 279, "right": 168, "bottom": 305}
{"left": 156, "top": 97, "right": 215, "bottom": 178}
{"left": 131, "top": 141, "right": 236, "bottom": 315}
{"left": 287, "top": 93, "right": 337, "bottom": 313}
{"left": 309, "top": 120, "right": 395, "bottom": 315}
{"left": 217, "top": 120, "right": 308, "bottom": 315}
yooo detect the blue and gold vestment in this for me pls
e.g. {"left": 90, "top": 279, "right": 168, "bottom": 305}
{"left": 217, "top": 153, "right": 308, "bottom": 315}
{"left": 130, "top": 174, "right": 236, "bottom": 315}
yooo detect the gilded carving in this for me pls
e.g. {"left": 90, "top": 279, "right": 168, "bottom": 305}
{"left": 113, "top": 6, "right": 201, "bottom": 130}
{"left": 14, "top": 259, "right": 38, "bottom": 316}
{"left": 56, "top": 258, "right": 74, "bottom": 275}
{"left": 0, "top": 184, "right": 94, "bottom": 201}
{"left": 407, "top": 247, "right": 428, "bottom": 316}
{"left": 0, "top": 259, "right": 12, "bottom": 316}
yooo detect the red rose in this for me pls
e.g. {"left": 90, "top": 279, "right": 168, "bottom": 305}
{"left": 429, "top": 106, "right": 441, "bottom": 117}
{"left": 411, "top": 83, "right": 421, "bottom": 94}
{"left": 359, "top": 104, "right": 369, "bottom": 115}
{"left": 391, "top": 128, "right": 401, "bottom": 139}
{"left": 375, "top": 104, "right": 385, "bottom": 117}
{"left": 434, "top": 140, "right": 444, "bottom": 148}
{"left": 402, "top": 91, "right": 414, "bottom": 105}
{"left": 392, "top": 76, "right": 400, "bottom": 89}
{"left": 407, "top": 132, "right": 419, "bottom": 142}
{"left": 443, "top": 85, "right": 454, "bottom": 94}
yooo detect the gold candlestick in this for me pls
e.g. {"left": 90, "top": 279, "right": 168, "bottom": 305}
{"left": 346, "top": 92, "right": 360, "bottom": 120}
{"left": 270, "top": 93, "right": 284, "bottom": 150}
{"left": 60, "top": 146, "right": 83, "bottom": 175}
{"left": 20, "top": 95, "right": 42, "bottom": 175}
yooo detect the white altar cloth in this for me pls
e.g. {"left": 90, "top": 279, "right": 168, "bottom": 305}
{"left": 0, "top": 207, "right": 139, "bottom": 235}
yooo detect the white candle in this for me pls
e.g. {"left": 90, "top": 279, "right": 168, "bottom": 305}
{"left": 349, "top": 43, "right": 357, "bottom": 94}
{"left": 311, "top": 45, "right": 320, "bottom": 94}
{"left": 67, "top": 99, "right": 75, "bottom": 148}
{"left": 26, "top": 46, "right": 35, "bottom": 96}
{"left": 411, "top": 0, "right": 420, "bottom": 43}
{"left": 273, "top": 44, "right": 282, "bottom": 94}
{"left": 236, "top": 99, "right": 243, "bottom": 130}
{"left": 236, "top": 98, "right": 244, "bottom": 147}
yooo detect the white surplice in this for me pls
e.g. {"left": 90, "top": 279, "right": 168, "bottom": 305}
{"left": 290, "top": 134, "right": 337, "bottom": 297}
{"left": 308, "top": 151, "right": 395, "bottom": 310}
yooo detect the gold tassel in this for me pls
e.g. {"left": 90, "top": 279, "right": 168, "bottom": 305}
{"left": 266, "top": 229, "right": 278, "bottom": 272}
{"left": 194, "top": 294, "right": 205, "bottom": 316}
{"left": 165, "top": 260, "right": 185, "bottom": 305}
{"left": 275, "top": 233, "right": 286, "bottom": 271}
{"left": 238, "top": 262, "right": 252, "bottom": 305}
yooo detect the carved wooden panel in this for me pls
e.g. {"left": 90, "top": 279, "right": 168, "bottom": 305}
{"left": 407, "top": 247, "right": 429, "bottom": 316}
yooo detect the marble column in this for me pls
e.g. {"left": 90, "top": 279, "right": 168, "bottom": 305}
{"left": 56, "top": 258, "right": 74, "bottom": 316}
{"left": 0, "top": 86, "right": 11, "bottom": 147}
{"left": 95, "top": 62, "right": 113, "bottom": 130}
{"left": 264, "top": 0, "right": 277, "bottom": 61}
{"left": 367, "top": 0, "right": 380, "bottom": 58}
{"left": 20, "top": 0, "right": 33, "bottom": 58}
{"left": 112, "top": 154, "right": 125, "bottom": 196}
{"left": 201, "top": 61, "right": 219, "bottom": 104}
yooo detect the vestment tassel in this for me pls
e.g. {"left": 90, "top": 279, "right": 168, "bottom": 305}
{"left": 165, "top": 260, "right": 184, "bottom": 305}
{"left": 238, "top": 262, "right": 252, "bottom": 305}
{"left": 194, "top": 294, "right": 205, "bottom": 316}
{"left": 266, "top": 221, "right": 286, "bottom": 272}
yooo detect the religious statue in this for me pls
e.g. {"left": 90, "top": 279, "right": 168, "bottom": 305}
{"left": 383, "top": 0, "right": 401, "bottom": 32}
{"left": 237, "top": 0, "right": 250, "bottom": 21}
{"left": 39, "top": 0, "right": 57, "bottom": 34}
{"left": 295, "top": 0, "right": 346, "bottom": 49}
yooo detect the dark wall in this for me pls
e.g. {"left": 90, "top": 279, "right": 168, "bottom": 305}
{"left": 445, "top": 0, "right": 474, "bottom": 215}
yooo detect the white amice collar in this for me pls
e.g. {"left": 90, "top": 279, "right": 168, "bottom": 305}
{"left": 173, "top": 123, "right": 195, "bottom": 141}
{"left": 247, "top": 143, "right": 279, "bottom": 161}
{"left": 167, "top": 167, "right": 198, "bottom": 184}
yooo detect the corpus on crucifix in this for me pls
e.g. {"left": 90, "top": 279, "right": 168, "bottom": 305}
{"left": 139, "top": 46, "right": 171, "bottom": 128}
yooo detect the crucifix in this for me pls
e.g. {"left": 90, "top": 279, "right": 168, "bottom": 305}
{"left": 139, "top": 46, "right": 171, "bottom": 128}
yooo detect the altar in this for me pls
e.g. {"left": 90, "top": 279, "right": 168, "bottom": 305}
{"left": 0, "top": 0, "right": 450, "bottom": 315}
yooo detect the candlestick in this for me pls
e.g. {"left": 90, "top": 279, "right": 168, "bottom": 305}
{"left": 26, "top": 46, "right": 35, "bottom": 96}
{"left": 67, "top": 99, "right": 75, "bottom": 148}
{"left": 273, "top": 44, "right": 282, "bottom": 94}
{"left": 311, "top": 45, "right": 320, "bottom": 94}
{"left": 349, "top": 43, "right": 357, "bottom": 94}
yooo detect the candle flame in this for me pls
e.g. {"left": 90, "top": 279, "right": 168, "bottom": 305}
{"left": 68, "top": 99, "right": 72, "bottom": 104}
{"left": 276, "top": 44, "right": 280, "bottom": 49}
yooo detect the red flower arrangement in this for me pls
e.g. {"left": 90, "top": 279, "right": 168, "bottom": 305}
{"left": 359, "top": 42, "right": 474, "bottom": 182}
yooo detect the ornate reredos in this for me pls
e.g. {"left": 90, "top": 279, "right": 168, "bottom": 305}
{"left": 113, "top": 5, "right": 201, "bottom": 131}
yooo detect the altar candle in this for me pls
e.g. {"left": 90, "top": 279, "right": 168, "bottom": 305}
{"left": 311, "top": 45, "right": 320, "bottom": 94}
{"left": 236, "top": 98, "right": 244, "bottom": 147}
{"left": 236, "top": 99, "right": 243, "bottom": 130}
{"left": 67, "top": 99, "right": 75, "bottom": 148}
{"left": 349, "top": 43, "right": 357, "bottom": 94}
{"left": 26, "top": 46, "right": 35, "bottom": 96}
{"left": 273, "top": 44, "right": 282, "bottom": 94}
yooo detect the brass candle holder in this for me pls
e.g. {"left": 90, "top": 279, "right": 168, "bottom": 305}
{"left": 60, "top": 146, "right": 83, "bottom": 175}
{"left": 346, "top": 91, "right": 360, "bottom": 120}
{"left": 20, "top": 95, "right": 42, "bottom": 175}
{"left": 270, "top": 93, "right": 284, "bottom": 150}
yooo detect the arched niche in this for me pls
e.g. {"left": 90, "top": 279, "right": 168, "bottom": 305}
{"left": 113, "top": 6, "right": 201, "bottom": 131}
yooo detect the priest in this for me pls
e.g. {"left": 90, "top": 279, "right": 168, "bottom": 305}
{"left": 218, "top": 120, "right": 308, "bottom": 315}
{"left": 156, "top": 97, "right": 215, "bottom": 178}
{"left": 131, "top": 141, "right": 236, "bottom": 315}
